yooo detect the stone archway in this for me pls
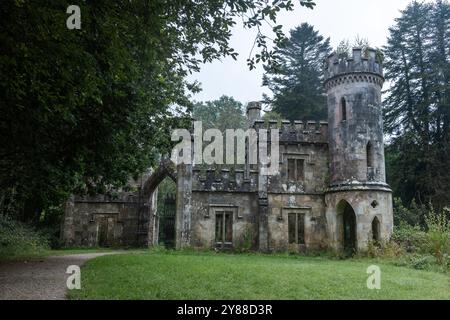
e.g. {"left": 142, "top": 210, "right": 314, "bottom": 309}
{"left": 336, "top": 200, "right": 357, "bottom": 254}
{"left": 138, "top": 158, "right": 176, "bottom": 247}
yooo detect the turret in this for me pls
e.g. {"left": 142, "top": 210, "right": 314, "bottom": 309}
{"left": 324, "top": 48, "right": 383, "bottom": 80}
{"left": 324, "top": 47, "right": 393, "bottom": 253}
{"left": 324, "top": 48, "right": 387, "bottom": 187}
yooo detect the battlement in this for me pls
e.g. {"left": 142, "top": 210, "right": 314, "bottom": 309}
{"left": 192, "top": 168, "right": 258, "bottom": 193}
{"left": 253, "top": 120, "right": 328, "bottom": 144}
{"left": 324, "top": 48, "right": 384, "bottom": 89}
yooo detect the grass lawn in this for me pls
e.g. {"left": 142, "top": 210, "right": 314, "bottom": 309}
{"left": 69, "top": 250, "right": 450, "bottom": 300}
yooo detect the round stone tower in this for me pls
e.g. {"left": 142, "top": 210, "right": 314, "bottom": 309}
{"left": 324, "top": 48, "right": 393, "bottom": 253}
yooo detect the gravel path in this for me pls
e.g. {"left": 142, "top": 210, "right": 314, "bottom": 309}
{"left": 0, "top": 252, "right": 117, "bottom": 300}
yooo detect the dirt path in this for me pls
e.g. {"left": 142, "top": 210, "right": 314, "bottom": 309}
{"left": 0, "top": 252, "right": 117, "bottom": 300}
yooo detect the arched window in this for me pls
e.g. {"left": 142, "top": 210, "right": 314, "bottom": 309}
{"left": 341, "top": 97, "right": 347, "bottom": 121}
{"left": 366, "top": 141, "right": 374, "bottom": 168}
{"left": 372, "top": 217, "right": 380, "bottom": 242}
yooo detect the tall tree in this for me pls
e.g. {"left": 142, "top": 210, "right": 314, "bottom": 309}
{"left": 263, "top": 23, "right": 332, "bottom": 121}
{"left": 0, "top": 0, "right": 317, "bottom": 222}
{"left": 193, "top": 96, "right": 246, "bottom": 131}
{"left": 383, "top": 0, "right": 450, "bottom": 210}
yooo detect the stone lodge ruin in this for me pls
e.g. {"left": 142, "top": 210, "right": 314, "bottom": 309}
{"left": 61, "top": 48, "right": 394, "bottom": 253}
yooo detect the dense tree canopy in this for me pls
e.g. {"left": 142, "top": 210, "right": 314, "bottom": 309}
{"left": 0, "top": 0, "right": 316, "bottom": 222}
{"left": 263, "top": 23, "right": 331, "bottom": 121}
{"left": 193, "top": 96, "right": 246, "bottom": 131}
{"left": 383, "top": 0, "right": 450, "bottom": 210}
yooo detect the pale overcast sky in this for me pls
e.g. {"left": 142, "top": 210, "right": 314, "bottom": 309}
{"left": 188, "top": 0, "right": 415, "bottom": 105}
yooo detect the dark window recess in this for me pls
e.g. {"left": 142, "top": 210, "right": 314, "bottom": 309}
{"left": 367, "top": 141, "right": 374, "bottom": 168}
{"left": 288, "top": 213, "right": 305, "bottom": 245}
{"left": 288, "top": 159, "right": 305, "bottom": 181}
{"left": 341, "top": 98, "right": 347, "bottom": 121}
{"left": 288, "top": 159, "right": 296, "bottom": 181}
{"left": 288, "top": 213, "right": 296, "bottom": 244}
{"left": 297, "top": 159, "right": 304, "bottom": 180}
{"left": 372, "top": 217, "right": 380, "bottom": 242}
{"left": 215, "top": 211, "right": 233, "bottom": 248}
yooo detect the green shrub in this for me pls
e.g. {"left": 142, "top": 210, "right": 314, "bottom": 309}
{"left": 408, "top": 254, "right": 436, "bottom": 270}
{"left": 234, "top": 226, "right": 255, "bottom": 253}
{"left": 37, "top": 206, "right": 64, "bottom": 249}
{"left": 423, "top": 207, "right": 450, "bottom": 266}
{"left": 392, "top": 222, "right": 428, "bottom": 253}
{"left": 393, "top": 254, "right": 446, "bottom": 272}
{"left": 365, "top": 240, "right": 405, "bottom": 258}
{"left": 393, "top": 198, "right": 429, "bottom": 227}
{"left": 287, "top": 243, "right": 300, "bottom": 255}
{"left": 374, "top": 206, "right": 450, "bottom": 273}
{"left": 151, "top": 244, "right": 170, "bottom": 253}
{"left": 37, "top": 225, "right": 62, "bottom": 249}
{"left": 0, "top": 215, "right": 49, "bottom": 260}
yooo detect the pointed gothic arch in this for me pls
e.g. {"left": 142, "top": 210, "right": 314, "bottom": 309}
{"left": 337, "top": 199, "right": 357, "bottom": 254}
{"left": 138, "top": 157, "right": 177, "bottom": 247}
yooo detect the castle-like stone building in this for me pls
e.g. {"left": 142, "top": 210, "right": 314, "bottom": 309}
{"left": 61, "top": 48, "right": 393, "bottom": 253}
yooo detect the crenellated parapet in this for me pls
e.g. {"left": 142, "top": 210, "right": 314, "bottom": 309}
{"left": 324, "top": 48, "right": 384, "bottom": 90}
{"left": 192, "top": 168, "right": 259, "bottom": 193}
{"left": 253, "top": 120, "right": 328, "bottom": 144}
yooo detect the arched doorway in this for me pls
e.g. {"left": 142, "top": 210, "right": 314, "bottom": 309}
{"left": 140, "top": 157, "right": 177, "bottom": 247}
{"left": 337, "top": 200, "right": 357, "bottom": 254}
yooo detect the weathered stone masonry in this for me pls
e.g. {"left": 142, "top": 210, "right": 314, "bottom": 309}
{"left": 61, "top": 47, "right": 394, "bottom": 252}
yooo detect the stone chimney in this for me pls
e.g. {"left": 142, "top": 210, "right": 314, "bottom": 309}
{"left": 246, "top": 101, "right": 262, "bottom": 127}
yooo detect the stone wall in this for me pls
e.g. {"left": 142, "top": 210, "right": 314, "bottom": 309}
{"left": 268, "top": 194, "right": 327, "bottom": 251}
{"left": 190, "top": 192, "right": 259, "bottom": 249}
{"left": 61, "top": 174, "right": 156, "bottom": 248}
{"left": 61, "top": 196, "right": 140, "bottom": 247}
{"left": 325, "top": 189, "right": 393, "bottom": 251}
